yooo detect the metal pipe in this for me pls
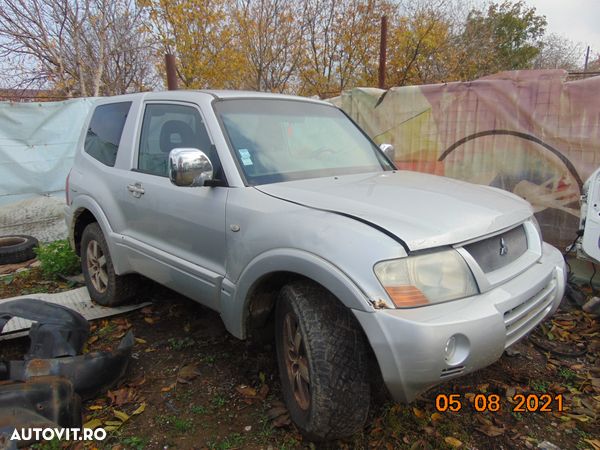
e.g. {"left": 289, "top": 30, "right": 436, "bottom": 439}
{"left": 378, "top": 15, "right": 387, "bottom": 90}
{"left": 165, "top": 54, "right": 178, "bottom": 90}
{"left": 584, "top": 46, "right": 590, "bottom": 72}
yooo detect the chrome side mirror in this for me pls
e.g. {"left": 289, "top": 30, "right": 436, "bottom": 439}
{"left": 379, "top": 143, "right": 395, "bottom": 161}
{"left": 168, "top": 148, "right": 213, "bottom": 187}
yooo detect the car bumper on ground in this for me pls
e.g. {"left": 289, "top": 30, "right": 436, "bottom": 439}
{"left": 353, "top": 243, "right": 566, "bottom": 403}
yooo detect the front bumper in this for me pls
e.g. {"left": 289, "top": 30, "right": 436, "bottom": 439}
{"left": 353, "top": 242, "right": 566, "bottom": 403}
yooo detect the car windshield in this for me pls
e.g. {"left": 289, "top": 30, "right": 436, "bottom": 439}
{"left": 214, "top": 99, "right": 393, "bottom": 185}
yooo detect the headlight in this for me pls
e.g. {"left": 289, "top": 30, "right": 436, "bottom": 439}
{"left": 374, "top": 249, "right": 479, "bottom": 308}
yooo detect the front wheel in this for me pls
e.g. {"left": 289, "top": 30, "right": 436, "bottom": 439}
{"left": 81, "top": 223, "right": 138, "bottom": 306}
{"left": 275, "top": 281, "right": 370, "bottom": 441}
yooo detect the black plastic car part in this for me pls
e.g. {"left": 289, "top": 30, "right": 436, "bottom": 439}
{"left": 0, "top": 298, "right": 134, "bottom": 440}
{"left": 0, "top": 298, "right": 90, "bottom": 359}
{"left": 2, "top": 331, "right": 134, "bottom": 399}
{"left": 0, "top": 376, "right": 81, "bottom": 429}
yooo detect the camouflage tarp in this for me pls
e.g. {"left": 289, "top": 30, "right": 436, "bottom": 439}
{"left": 335, "top": 70, "right": 600, "bottom": 249}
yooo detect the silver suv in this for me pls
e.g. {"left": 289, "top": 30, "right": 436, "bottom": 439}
{"left": 65, "top": 90, "right": 566, "bottom": 441}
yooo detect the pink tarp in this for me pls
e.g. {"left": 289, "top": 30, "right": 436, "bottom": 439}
{"left": 338, "top": 70, "right": 600, "bottom": 248}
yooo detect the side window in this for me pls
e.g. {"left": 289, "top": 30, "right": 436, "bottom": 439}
{"left": 138, "top": 104, "right": 213, "bottom": 177}
{"left": 84, "top": 102, "right": 131, "bottom": 167}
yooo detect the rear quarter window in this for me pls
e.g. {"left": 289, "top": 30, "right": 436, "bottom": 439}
{"left": 84, "top": 102, "right": 132, "bottom": 166}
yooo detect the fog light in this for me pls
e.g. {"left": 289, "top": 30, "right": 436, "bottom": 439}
{"left": 444, "top": 334, "right": 469, "bottom": 366}
{"left": 444, "top": 336, "right": 456, "bottom": 360}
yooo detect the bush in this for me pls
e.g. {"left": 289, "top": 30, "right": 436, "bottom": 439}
{"left": 34, "top": 240, "right": 80, "bottom": 279}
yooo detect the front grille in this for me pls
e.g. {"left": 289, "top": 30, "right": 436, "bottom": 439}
{"left": 465, "top": 225, "right": 527, "bottom": 273}
{"left": 503, "top": 279, "right": 557, "bottom": 348}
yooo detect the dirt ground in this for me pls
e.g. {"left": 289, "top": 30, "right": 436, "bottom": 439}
{"left": 1, "top": 272, "right": 599, "bottom": 450}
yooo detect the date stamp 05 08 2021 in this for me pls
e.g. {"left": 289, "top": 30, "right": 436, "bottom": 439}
{"left": 434, "top": 393, "right": 564, "bottom": 413}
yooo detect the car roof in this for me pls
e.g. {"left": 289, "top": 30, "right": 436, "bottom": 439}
{"left": 92, "top": 90, "right": 330, "bottom": 106}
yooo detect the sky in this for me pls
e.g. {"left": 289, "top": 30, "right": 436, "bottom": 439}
{"left": 511, "top": 0, "right": 600, "bottom": 57}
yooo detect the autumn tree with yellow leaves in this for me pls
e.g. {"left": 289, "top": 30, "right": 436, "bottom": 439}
{"left": 0, "top": 0, "right": 582, "bottom": 97}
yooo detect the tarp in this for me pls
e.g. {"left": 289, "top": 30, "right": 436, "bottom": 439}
{"left": 2, "top": 72, "right": 599, "bottom": 249}
{"left": 336, "top": 70, "right": 600, "bottom": 249}
{"left": 0, "top": 98, "right": 94, "bottom": 206}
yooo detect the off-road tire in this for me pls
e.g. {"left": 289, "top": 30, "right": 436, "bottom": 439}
{"left": 81, "top": 223, "right": 138, "bottom": 306}
{"left": 275, "top": 281, "right": 370, "bottom": 441}
{"left": 0, "top": 235, "right": 38, "bottom": 265}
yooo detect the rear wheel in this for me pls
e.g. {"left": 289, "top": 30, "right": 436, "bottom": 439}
{"left": 81, "top": 223, "right": 138, "bottom": 306}
{"left": 275, "top": 281, "right": 370, "bottom": 441}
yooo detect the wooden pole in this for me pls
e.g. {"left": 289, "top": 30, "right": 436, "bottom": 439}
{"left": 378, "top": 15, "right": 387, "bottom": 89}
{"left": 165, "top": 54, "right": 178, "bottom": 90}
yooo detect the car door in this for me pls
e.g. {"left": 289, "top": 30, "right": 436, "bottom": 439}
{"left": 113, "top": 101, "right": 227, "bottom": 310}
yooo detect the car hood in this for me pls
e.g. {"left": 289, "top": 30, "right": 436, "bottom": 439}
{"left": 255, "top": 171, "right": 532, "bottom": 251}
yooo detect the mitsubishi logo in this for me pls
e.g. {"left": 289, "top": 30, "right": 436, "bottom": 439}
{"left": 499, "top": 237, "right": 508, "bottom": 256}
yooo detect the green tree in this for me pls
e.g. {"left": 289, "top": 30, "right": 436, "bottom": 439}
{"left": 457, "top": 0, "right": 546, "bottom": 79}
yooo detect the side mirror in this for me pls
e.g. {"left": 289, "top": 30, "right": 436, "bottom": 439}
{"left": 379, "top": 143, "right": 395, "bottom": 162}
{"left": 168, "top": 148, "right": 213, "bottom": 187}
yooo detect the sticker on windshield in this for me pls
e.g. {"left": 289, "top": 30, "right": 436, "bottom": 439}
{"left": 238, "top": 148, "right": 253, "bottom": 166}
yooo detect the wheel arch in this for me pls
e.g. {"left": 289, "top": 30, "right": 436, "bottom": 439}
{"left": 69, "top": 196, "right": 130, "bottom": 274}
{"left": 221, "top": 249, "right": 374, "bottom": 340}
{"left": 71, "top": 208, "right": 97, "bottom": 256}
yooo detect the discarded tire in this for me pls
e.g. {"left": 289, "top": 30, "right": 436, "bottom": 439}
{"left": 0, "top": 234, "right": 38, "bottom": 265}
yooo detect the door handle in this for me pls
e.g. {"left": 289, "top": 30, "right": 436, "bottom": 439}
{"left": 127, "top": 183, "right": 145, "bottom": 198}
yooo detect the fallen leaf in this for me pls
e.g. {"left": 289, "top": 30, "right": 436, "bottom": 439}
{"left": 258, "top": 384, "right": 269, "bottom": 400}
{"left": 144, "top": 317, "right": 155, "bottom": 325}
{"left": 476, "top": 425, "right": 505, "bottom": 437}
{"left": 88, "top": 405, "right": 104, "bottom": 411}
{"left": 107, "top": 388, "right": 136, "bottom": 406}
{"left": 431, "top": 412, "right": 443, "bottom": 422}
{"left": 105, "top": 420, "right": 123, "bottom": 427}
{"left": 584, "top": 439, "right": 600, "bottom": 450}
{"left": 409, "top": 440, "right": 427, "bottom": 450}
{"left": 177, "top": 364, "right": 201, "bottom": 384}
{"left": 113, "top": 410, "right": 130, "bottom": 423}
{"left": 132, "top": 402, "right": 146, "bottom": 415}
{"left": 444, "top": 436, "right": 463, "bottom": 448}
{"left": 161, "top": 383, "right": 176, "bottom": 392}
{"left": 412, "top": 407, "right": 425, "bottom": 418}
{"left": 83, "top": 418, "right": 103, "bottom": 429}
{"left": 566, "top": 413, "right": 591, "bottom": 422}
{"left": 236, "top": 385, "right": 257, "bottom": 398}
{"left": 135, "top": 338, "right": 147, "bottom": 344}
